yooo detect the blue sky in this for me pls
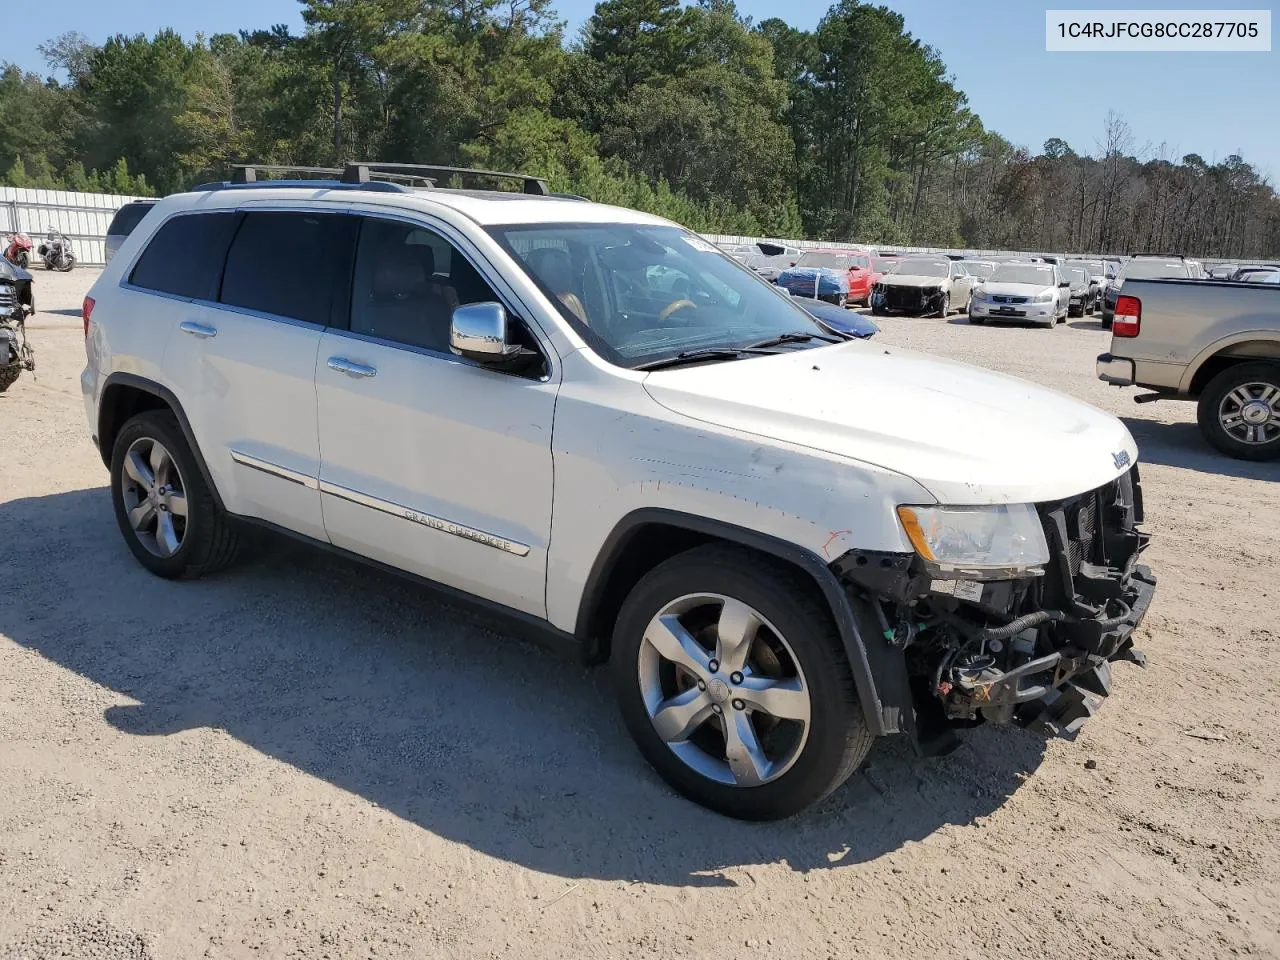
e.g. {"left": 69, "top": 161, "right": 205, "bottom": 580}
{"left": 3, "top": 0, "right": 1276, "bottom": 179}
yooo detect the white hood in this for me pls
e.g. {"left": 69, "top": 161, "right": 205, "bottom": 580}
{"left": 643, "top": 343, "right": 1138, "bottom": 505}
{"left": 975, "top": 281, "right": 1053, "bottom": 298}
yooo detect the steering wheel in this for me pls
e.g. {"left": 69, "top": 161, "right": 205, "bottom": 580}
{"left": 659, "top": 299, "right": 697, "bottom": 324}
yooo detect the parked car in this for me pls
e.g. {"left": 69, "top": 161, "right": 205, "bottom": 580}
{"left": 958, "top": 260, "right": 996, "bottom": 282}
{"left": 83, "top": 162, "right": 1157, "bottom": 820}
{"left": 1233, "top": 266, "right": 1280, "bottom": 283}
{"left": 968, "top": 262, "right": 1069, "bottom": 327}
{"left": 1062, "top": 261, "right": 1094, "bottom": 316}
{"left": 1205, "top": 263, "right": 1239, "bottom": 280}
{"left": 776, "top": 249, "right": 877, "bottom": 306}
{"left": 104, "top": 201, "right": 157, "bottom": 265}
{"left": 870, "top": 257, "right": 973, "bottom": 317}
{"left": 743, "top": 242, "right": 802, "bottom": 282}
{"left": 1079, "top": 259, "right": 1114, "bottom": 312}
{"left": 1097, "top": 277, "right": 1280, "bottom": 460}
{"left": 1101, "top": 256, "right": 1194, "bottom": 327}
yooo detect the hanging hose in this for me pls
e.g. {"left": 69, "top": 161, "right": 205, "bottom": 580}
{"left": 981, "top": 609, "right": 1066, "bottom": 642}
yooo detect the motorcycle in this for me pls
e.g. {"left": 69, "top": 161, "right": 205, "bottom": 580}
{"left": 37, "top": 227, "right": 76, "bottom": 272}
{"left": 0, "top": 257, "right": 35, "bottom": 392}
{"left": 4, "top": 231, "right": 32, "bottom": 269}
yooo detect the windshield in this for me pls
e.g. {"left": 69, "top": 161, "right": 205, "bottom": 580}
{"left": 1066, "top": 266, "right": 1089, "bottom": 284}
{"left": 1123, "top": 259, "right": 1188, "bottom": 279}
{"left": 960, "top": 261, "right": 994, "bottom": 279}
{"left": 796, "top": 252, "right": 859, "bottom": 269}
{"left": 890, "top": 258, "right": 950, "bottom": 278}
{"left": 490, "top": 223, "right": 831, "bottom": 369}
{"left": 989, "top": 264, "right": 1056, "bottom": 286}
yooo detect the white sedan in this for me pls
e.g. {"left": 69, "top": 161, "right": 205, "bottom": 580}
{"left": 968, "top": 263, "right": 1071, "bottom": 328}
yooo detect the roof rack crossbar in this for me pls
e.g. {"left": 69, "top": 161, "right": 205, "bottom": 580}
{"left": 342, "top": 162, "right": 550, "bottom": 196}
{"left": 229, "top": 164, "right": 433, "bottom": 187}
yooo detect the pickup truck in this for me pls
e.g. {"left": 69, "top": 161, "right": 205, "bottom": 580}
{"left": 1097, "top": 278, "right": 1280, "bottom": 460}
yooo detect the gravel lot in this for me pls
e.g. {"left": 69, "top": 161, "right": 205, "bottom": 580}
{"left": 1, "top": 268, "right": 1277, "bottom": 960}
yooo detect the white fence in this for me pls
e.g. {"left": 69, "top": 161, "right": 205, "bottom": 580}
{"left": 0, "top": 187, "right": 145, "bottom": 267}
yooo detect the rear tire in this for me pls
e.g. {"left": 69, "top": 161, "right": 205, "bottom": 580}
{"left": 610, "top": 544, "right": 872, "bottom": 820}
{"left": 110, "top": 410, "right": 242, "bottom": 578}
{"left": 1196, "top": 362, "right": 1280, "bottom": 461}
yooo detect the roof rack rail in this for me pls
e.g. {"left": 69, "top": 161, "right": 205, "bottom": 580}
{"left": 229, "top": 164, "right": 433, "bottom": 187}
{"left": 1127, "top": 251, "right": 1185, "bottom": 259}
{"left": 341, "top": 162, "right": 550, "bottom": 196}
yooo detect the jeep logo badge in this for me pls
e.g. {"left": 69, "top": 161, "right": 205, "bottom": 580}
{"left": 1113, "top": 450, "right": 1131, "bottom": 469}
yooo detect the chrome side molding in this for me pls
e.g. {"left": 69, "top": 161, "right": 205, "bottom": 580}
{"left": 230, "top": 449, "right": 320, "bottom": 489}
{"left": 320, "top": 480, "right": 531, "bottom": 557}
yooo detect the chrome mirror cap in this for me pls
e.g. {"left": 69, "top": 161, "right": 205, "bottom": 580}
{"left": 450, "top": 302, "right": 518, "bottom": 361}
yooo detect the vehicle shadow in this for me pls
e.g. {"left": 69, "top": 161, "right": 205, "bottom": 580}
{"left": 1123, "top": 416, "right": 1278, "bottom": 480}
{"left": 0, "top": 488, "right": 1047, "bottom": 887}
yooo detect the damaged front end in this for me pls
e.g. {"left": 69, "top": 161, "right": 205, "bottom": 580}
{"left": 832, "top": 467, "right": 1155, "bottom": 751}
{"left": 872, "top": 282, "right": 947, "bottom": 315}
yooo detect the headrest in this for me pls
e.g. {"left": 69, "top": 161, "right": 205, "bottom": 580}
{"left": 372, "top": 247, "right": 428, "bottom": 301}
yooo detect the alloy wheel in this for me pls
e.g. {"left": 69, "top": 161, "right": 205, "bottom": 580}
{"left": 120, "top": 437, "right": 188, "bottom": 557}
{"left": 1218, "top": 381, "right": 1280, "bottom": 445}
{"left": 637, "top": 593, "right": 811, "bottom": 787}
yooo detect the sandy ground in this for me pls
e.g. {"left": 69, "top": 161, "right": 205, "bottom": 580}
{"left": 1, "top": 268, "right": 1278, "bottom": 960}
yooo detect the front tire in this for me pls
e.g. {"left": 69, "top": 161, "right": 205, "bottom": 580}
{"left": 14, "top": 251, "right": 28, "bottom": 269}
{"left": 1196, "top": 362, "right": 1280, "bottom": 461}
{"left": 110, "top": 410, "right": 242, "bottom": 578}
{"left": 934, "top": 292, "right": 950, "bottom": 318}
{"left": 610, "top": 544, "right": 872, "bottom": 820}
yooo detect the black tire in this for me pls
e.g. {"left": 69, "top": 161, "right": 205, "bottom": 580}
{"left": 1196, "top": 362, "right": 1280, "bottom": 461}
{"left": 14, "top": 251, "right": 28, "bottom": 269}
{"left": 871, "top": 303, "right": 886, "bottom": 316}
{"left": 934, "top": 292, "right": 950, "bottom": 318}
{"left": 0, "top": 364, "right": 20, "bottom": 393}
{"left": 610, "top": 544, "right": 873, "bottom": 820}
{"left": 110, "top": 410, "right": 242, "bottom": 578}
{"left": 969, "top": 316, "right": 985, "bottom": 325}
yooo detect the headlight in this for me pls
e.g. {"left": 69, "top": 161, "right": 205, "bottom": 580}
{"left": 896, "top": 503, "right": 1049, "bottom": 576}
{"left": 1033, "top": 292, "right": 1053, "bottom": 303}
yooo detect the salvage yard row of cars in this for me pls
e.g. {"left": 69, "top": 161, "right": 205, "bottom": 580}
{"left": 720, "top": 238, "right": 1279, "bottom": 462}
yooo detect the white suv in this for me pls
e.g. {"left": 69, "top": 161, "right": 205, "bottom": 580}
{"left": 81, "top": 163, "right": 1157, "bottom": 820}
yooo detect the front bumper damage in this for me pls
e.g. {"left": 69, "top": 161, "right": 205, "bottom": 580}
{"left": 872, "top": 283, "right": 946, "bottom": 315}
{"left": 832, "top": 466, "right": 1156, "bottom": 746}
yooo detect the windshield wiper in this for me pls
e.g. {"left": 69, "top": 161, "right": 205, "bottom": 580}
{"left": 746, "top": 331, "right": 842, "bottom": 348}
{"left": 634, "top": 347, "right": 767, "bottom": 371}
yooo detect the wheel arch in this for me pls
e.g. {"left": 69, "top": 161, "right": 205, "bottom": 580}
{"left": 1183, "top": 334, "right": 1280, "bottom": 396}
{"left": 574, "top": 508, "right": 891, "bottom": 736}
{"left": 98, "top": 373, "right": 226, "bottom": 512}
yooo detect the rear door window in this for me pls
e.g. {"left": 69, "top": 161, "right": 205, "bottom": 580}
{"left": 219, "top": 212, "right": 358, "bottom": 326}
{"left": 128, "top": 213, "right": 240, "bottom": 300}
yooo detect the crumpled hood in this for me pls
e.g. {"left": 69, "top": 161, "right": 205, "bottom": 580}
{"left": 975, "top": 281, "right": 1052, "bottom": 298}
{"left": 880, "top": 274, "right": 947, "bottom": 289}
{"left": 643, "top": 343, "right": 1138, "bottom": 505}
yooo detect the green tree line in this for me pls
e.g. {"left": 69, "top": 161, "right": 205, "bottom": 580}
{"left": 1, "top": 0, "right": 1277, "bottom": 256}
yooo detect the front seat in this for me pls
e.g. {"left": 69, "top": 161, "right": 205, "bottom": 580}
{"left": 527, "top": 247, "right": 588, "bottom": 326}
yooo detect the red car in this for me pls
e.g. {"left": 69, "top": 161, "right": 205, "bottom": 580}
{"left": 787, "top": 248, "right": 879, "bottom": 305}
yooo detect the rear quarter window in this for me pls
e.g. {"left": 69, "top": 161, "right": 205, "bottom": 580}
{"left": 107, "top": 203, "right": 155, "bottom": 238}
{"left": 128, "top": 213, "right": 240, "bottom": 300}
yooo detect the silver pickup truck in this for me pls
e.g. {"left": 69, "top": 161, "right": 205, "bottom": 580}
{"left": 1097, "top": 278, "right": 1280, "bottom": 461}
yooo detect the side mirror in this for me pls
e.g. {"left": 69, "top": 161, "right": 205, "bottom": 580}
{"left": 1059, "top": 280, "right": 1071, "bottom": 287}
{"left": 450, "top": 302, "right": 520, "bottom": 363}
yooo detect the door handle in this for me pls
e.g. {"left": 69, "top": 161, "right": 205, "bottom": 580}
{"left": 327, "top": 357, "right": 377, "bottom": 378}
{"left": 180, "top": 321, "right": 217, "bottom": 339}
